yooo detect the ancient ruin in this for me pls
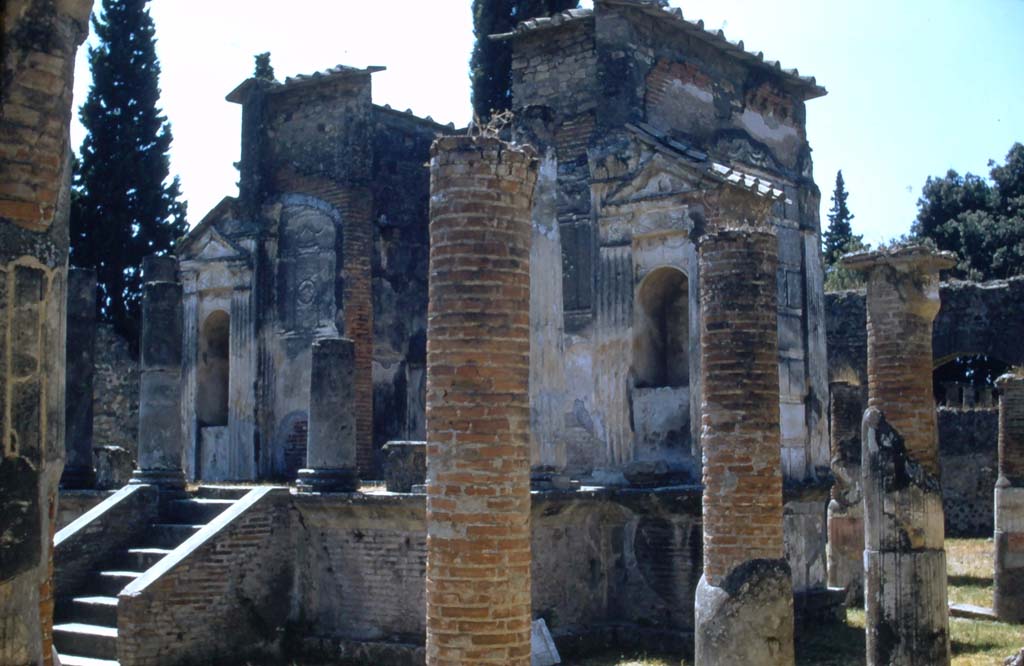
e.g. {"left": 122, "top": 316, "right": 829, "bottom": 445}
{"left": 995, "top": 371, "right": 1024, "bottom": 622}
{"left": 845, "top": 247, "right": 955, "bottom": 666}
{"left": 1, "top": 0, "right": 1019, "bottom": 665}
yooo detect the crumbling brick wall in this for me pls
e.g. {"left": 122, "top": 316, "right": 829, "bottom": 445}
{"left": 92, "top": 322, "right": 140, "bottom": 456}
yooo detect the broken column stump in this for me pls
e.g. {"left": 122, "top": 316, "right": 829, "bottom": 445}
{"left": 424, "top": 136, "right": 537, "bottom": 665}
{"left": 131, "top": 256, "right": 186, "bottom": 492}
{"left": 694, "top": 187, "right": 794, "bottom": 666}
{"left": 826, "top": 380, "right": 865, "bottom": 603}
{"left": 297, "top": 337, "right": 359, "bottom": 493}
{"left": 995, "top": 371, "right": 1024, "bottom": 622}
{"left": 61, "top": 267, "right": 98, "bottom": 489}
{"left": 845, "top": 246, "right": 955, "bottom": 666}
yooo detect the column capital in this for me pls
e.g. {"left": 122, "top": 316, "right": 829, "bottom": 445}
{"left": 996, "top": 371, "right": 1024, "bottom": 392}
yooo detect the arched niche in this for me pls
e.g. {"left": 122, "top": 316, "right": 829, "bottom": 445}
{"left": 197, "top": 310, "right": 230, "bottom": 426}
{"left": 634, "top": 266, "right": 689, "bottom": 389}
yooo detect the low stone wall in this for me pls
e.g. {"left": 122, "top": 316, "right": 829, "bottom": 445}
{"left": 55, "top": 484, "right": 158, "bottom": 597}
{"left": 939, "top": 407, "right": 999, "bottom": 536}
{"left": 93, "top": 323, "right": 140, "bottom": 457}
{"left": 56, "top": 489, "right": 116, "bottom": 531}
{"left": 117, "top": 487, "right": 292, "bottom": 666}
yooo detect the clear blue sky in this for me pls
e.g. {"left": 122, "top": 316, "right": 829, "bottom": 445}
{"left": 70, "top": 1, "right": 1024, "bottom": 244}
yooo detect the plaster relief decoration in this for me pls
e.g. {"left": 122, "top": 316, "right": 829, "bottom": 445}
{"left": 278, "top": 196, "right": 340, "bottom": 335}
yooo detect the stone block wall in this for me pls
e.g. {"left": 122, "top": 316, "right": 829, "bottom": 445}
{"left": 92, "top": 322, "right": 140, "bottom": 456}
{"left": 118, "top": 489, "right": 292, "bottom": 666}
{"left": 938, "top": 407, "right": 999, "bottom": 536}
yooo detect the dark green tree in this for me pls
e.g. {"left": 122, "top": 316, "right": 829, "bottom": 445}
{"left": 912, "top": 143, "right": 1024, "bottom": 281}
{"left": 822, "top": 170, "right": 861, "bottom": 267}
{"left": 71, "top": 0, "right": 187, "bottom": 344}
{"left": 470, "top": 0, "right": 579, "bottom": 120}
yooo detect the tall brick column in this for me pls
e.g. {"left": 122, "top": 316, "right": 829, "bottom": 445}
{"left": 826, "top": 380, "right": 864, "bottom": 602}
{"left": 0, "top": 2, "right": 92, "bottom": 665}
{"left": 61, "top": 267, "right": 98, "bottom": 488}
{"left": 297, "top": 337, "right": 359, "bottom": 492}
{"left": 425, "top": 136, "right": 537, "bottom": 665}
{"left": 994, "top": 371, "right": 1024, "bottom": 622}
{"left": 131, "top": 256, "right": 186, "bottom": 493}
{"left": 845, "top": 246, "right": 955, "bottom": 666}
{"left": 694, "top": 186, "right": 794, "bottom": 666}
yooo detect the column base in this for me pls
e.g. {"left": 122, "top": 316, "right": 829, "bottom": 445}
{"left": 130, "top": 468, "right": 187, "bottom": 492}
{"left": 60, "top": 466, "right": 96, "bottom": 490}
{"left": 296, "top": 467, "right": 359, "bottom": 493}
{"left": 694, "top": 560, "right": 794, "bottom": 666}
{"left": 865, "top": 549, "right": 950, "bottom": 665}
{"left": 994, "top": 530, "right": 1024, "bottom": 622}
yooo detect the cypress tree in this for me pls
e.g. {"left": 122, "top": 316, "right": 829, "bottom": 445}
{"left": 471, "top": 0, "right": 580, "bottom": 120}
{"left": 71, "top": 0, "right": 187, "bottom": 344}
{"left": 822, "top": 170, "right": 860, "bottom": 266}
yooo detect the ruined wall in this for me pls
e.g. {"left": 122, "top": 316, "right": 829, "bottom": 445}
{"left": 370, "top": 107, "right": 446, "bottom": 457}
{"left": 288, "top": 490, "right": 702, "bottom": 657}
{"left": 508, "top": 3, "right": 828, "bottom": 483}
{"left": 92, "top": 323, "right": 139, "bottom": 456}
{"left": 257, "top": 72, "right": 375, "bottom": 476}
{"left": 827, "top": 277, "right": 1024, "bottom": 386}
{"left": 0, "top": 1, "right": 91, "bottom": 663}
{"left": 938, "top": 407, "right": 999, "bottom": 536}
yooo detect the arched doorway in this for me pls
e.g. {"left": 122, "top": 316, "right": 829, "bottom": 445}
{"left": 197, "top": 310, "right": 230, "bottom": 427}
{"left": 634, "top": 267, "right": 689, "bottom": 388}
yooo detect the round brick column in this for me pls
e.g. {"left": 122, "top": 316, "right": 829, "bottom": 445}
{"left": 425, "top": 136, "right": 537, "bottom": 665}
{"left": 694, "top": 187, "right": 794, "bottom": 666}
{"left": 995, "top": 371, "right": 1024, "bottom": 621}
{"left": 826, "top": 380, "right": 865, "bottom": 602}
{"left": 131, "top": 255, "right": 186, "bottom": 493}
{"left": 845, "top": 246, "right": 955, "bottom": 666}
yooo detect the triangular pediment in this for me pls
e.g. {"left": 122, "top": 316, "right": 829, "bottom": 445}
{"left": 178, "top": 197, "right": 251, "bottom": 262}
{"left": 603, "top": 152, "right": 707, "bottom": 207}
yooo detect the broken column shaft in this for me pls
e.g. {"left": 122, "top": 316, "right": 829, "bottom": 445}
{"left": 826, "top": 380, "right": 864, "bottom": 602}
{"left": 694, "top": 187, "right": 794, "bottom": 666}
{"left": 297, "top": 337, "right": 358, "bottom": 492}
{"left": 995, "top": 371, "right": 1024, "bottom": 622}
{"left": 425, "top": 136, "right": 537, "bottom": 666}
{"left": 61, "top": 267, "right": 98, "bottom": 488}
{"left": 845, "top": 246, "right": 954, "bottom": 666}
{"left": 131, "top": 256, "right": 186, "bottom": 491}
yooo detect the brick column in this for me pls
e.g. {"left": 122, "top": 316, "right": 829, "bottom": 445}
{"left": 425, "top": 136, "right": 537, "bottom": 665}
{"left": 994, "top": 371, "right": 1024, "bottom": 622}
{"left": 826, "top": 380, "right": 864, "bottom": 602}
{"left": 297, "top": 337, "right": 359, "bottom": 492}
{"left": 844, "top": 246, "right": 955, "bottom": 666}
{"left": 61, "top": 267, "right": 98, "bottom": 488}
{"left": 131, "top": 255, "right": 186, "bottom": 493}
{"left": 694, "top": 186, "right": 794, "bottom": 666}
{"left": 0, "top": 2, "right": 92, "bottom": 664}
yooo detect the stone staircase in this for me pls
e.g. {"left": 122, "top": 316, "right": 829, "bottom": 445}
{"left": 54, "top": 486, "right": 248, "bottom": 666}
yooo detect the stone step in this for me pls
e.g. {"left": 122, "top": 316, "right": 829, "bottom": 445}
{"left": 949, "top": 602, "right": 998, "bottom": 621}
{"left": 53, "top": 623, "right": 118, "bottom": 661}
{"left": 68, "top": 596, "right": 118, "bottom": 627}
{"left": 162, "top": 498, "right": 234, "bottom": 524}
{"left": 120, "top": 547, "right": 173, "bottom": 571}
{"left": 94, "top": 571, "right": 141, "bottom": 597}
{"left": 140, "top": 523, "right": 203, "bottom": 549}
{"left": 195, "top": 484, "right": 250, "bottom": 500}
{"left": 56, "top": 654, "right": 120, "bottom": 666}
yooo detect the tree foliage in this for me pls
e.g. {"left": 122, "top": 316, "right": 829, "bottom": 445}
{"left": 71, "top": 0, "right": 187, "bottom": 344}
{"left": 470, "top": 0, "right": 579, "bottom": 120}
{"left": 912, "top": 142, "right": 1024, "bottom": 282}
{"left": 822, "top": 170, "right": 861, "bottom": 267}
